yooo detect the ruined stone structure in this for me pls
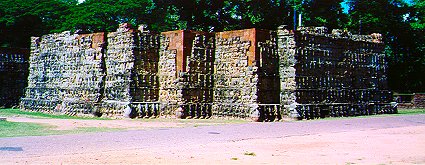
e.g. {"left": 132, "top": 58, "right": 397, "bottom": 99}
{"left": 413, "top": 94, "right": 425, "bottom": 108}
{"left": 100, "top": 23, "right": 161, "bottom": 118}
{"left": 278, "top": 26, "right": 395, "bottom": 119}
{"left": 214, "top": 29, "right": 280, "bottom": 120}
{"left": 395, "top": 93, "right": 425, "bottom": 108}
{"left": 159, "top": 30, "right": 215, "bottom": 118}
{"left": 20, "top": 32, "right": 105, "bottom": 115}
{"left": 0, "top": 48, "right": 29, "bottom": 107}
{"left": 20, "top": 24, "right": 395, "bottom": 120}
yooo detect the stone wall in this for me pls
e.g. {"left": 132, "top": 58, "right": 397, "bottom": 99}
{"left": 183, "top": 31, "right": 215, "bottom": 118}
{"left": 413, "top": 94, "right": 425, "bottom": 108}
{"left": 393, "top": 93, "right": 425, "bottom": 108}
{"left": 20, "top": 24, "right": 163, "bottom": 118}
{"left": 0, "top": 48, "right": 29, "bottom": 107}
{"left": 214, "top": 29, "right": 280, "bottom": 121}
{"left": 159, "top": 30, "right": 215, "bottom": 118}
{"left": 130, "top": 25, "right": 161, "bottom": 118}
{"left": 278, "top": 26, "right": 395, "bottom": 119}
{"left": 20, "top": 23, "right": 395, "bottom": 120}
{"left": 20, "top": 31, "right": 105, "bottom": 115}
{"left": 157, "top": 30, "right": 179, "bottom": 116}
{"left": 100, "top": 23, "right": 161, "bottom": 118}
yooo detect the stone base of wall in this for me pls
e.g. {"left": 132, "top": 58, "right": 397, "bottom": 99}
{"left": 413, "top": 94, "right": 425, "bottom": 108}
{"left": 293, "top": 103, "right": 396, "bottom": 120}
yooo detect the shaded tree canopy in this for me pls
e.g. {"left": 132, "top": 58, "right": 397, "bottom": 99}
{"left": 0, "top": 0, "right": 424, "bottom": 93}
{"left": 302, "top": 0, "right": 347, "bottom": 29}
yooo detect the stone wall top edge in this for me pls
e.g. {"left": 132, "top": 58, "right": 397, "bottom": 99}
{"left": 30, "top": 23, "right": 385, "bottom": 44}
{"left": 34, "top": 31, "right": 106, "bottom": 41}
{"left": 160, "top": 29, "right": 213, "bottom": 35}
{"left": 215, "top": 28, "right": 271, "bottom": 35}
{"left": 291, "top": 26, "right": 383, "bottom": 43}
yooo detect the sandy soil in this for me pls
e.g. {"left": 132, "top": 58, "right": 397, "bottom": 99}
{"left": 14, "top": 126, "right": 423, "bottom": 165}
{"left": 6, "top": 117, "right": 232, "bottom": 130}
{"left": 2, "top": 116, "right": 425, "bottom": 164}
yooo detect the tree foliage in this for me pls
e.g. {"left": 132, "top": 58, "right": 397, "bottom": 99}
{"left": 346, "top": 0, "right": 425, "bottom": 92}
{"left": 0, "top": 0, "right": 424, "bottom": 92}
{"left": 302, "top": 0, "right": 347, "bottom": 29}
{"left": 60, "top": 0, "right": 155, "bottom": 32}
{"left": 0, "top": 0, "right": 75, "bottom": 47}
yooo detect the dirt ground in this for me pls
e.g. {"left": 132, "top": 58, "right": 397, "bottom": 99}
{"left": 6, "top": 117, "right": 228, "bottom": 130}
{"left": 26, "top": 126, "right": 425, "bottom": 165}
{"left": 2, "top": 115, "right": 425, "bottom": 165}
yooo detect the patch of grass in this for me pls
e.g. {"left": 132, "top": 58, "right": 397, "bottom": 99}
{"left": 0, "top": 108, "right": 108, "bottom": 120}
{"left": 61, "top": 127, "right": 124, "bottom": 134}
{"left": 298, "top": 108, "right": 425, "bottom": 122}
{"left": 397, "top": 108, "right": 425, "bottom": 115}
{"left": 0, "top": 120, "right": 122, "bottom": 138}
{"left": 244, "top": 152, "right": 256, "bottom": 156}
{"left": 0, "top": 120, "right": 48, "bottom": 137}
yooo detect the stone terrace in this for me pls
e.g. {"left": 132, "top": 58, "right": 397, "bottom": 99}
{"left": 19, "top": 24, "right": 395, "bottom": 121}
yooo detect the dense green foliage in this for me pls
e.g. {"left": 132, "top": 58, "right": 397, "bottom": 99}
{"left": 0, "top": 0, "right": 424, "bottom": 92}
{"left": 302, "top": 0, "right": 347, "bottom": 29}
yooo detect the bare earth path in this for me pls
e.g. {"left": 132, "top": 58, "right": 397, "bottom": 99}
{"left": 1, "top": 115, "right": 425, "bottom": 164}
{"left": 6, "top": 117, "right": 226, "bottom": 130}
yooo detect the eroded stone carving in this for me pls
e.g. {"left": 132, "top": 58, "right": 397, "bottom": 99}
{"left": 19, "top": 24, "right": 395, "bottom": 120}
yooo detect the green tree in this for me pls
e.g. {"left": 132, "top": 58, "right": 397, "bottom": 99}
{"left": 60, "top": 0, "right": 155, "bottom": 33}
{"left": 347, "top": 0, "right": 407, "bottom": 34}
{"left": 0, "top": 0, "right": 76, "bottom": 47}
{"left": 348, "top": 0, "right": 425, "bottom": 92}
{"left": 153, "top": 0, "right": 293, "bottom": 32}
{"left": 302, "top": 0, "right": 347, "bottom": 29}
{"left": 231, "top": 0, "right": 291, "bottom": 30}
{"left": 410, "top": 0, "right": 425, "bottom": 30}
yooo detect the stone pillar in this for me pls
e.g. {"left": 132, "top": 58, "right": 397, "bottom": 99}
{"left": 277, "top": 25, "right": 299, "bottom": 118}
{"left": 214, "top": 28, "right": 280, "bottom": 121}
{"left": 102, "top": 23, "right": 161, "bottom": 118}
{"left": 102, "top": 23, "right": 135, "bottom": 117}
{"left": 159, "top": 30, "right": 214, "bottom": 118}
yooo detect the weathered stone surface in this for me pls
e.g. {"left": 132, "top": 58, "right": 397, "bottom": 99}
{"left": 214, "top": 28, "right": 280, "bottom": 121}
{"left": 159, "top": 30, "right": 214, "bottom": 118}
{"left": 101, "top": 24, "right": 160, "bottom": 118}
{"left": 0, "top": 48, "right": 29, "bottom": 108}
{"left": 20, "top": 31, "right": 105, "bottom": 116}
{"left": 18, "top": 24, "right": 395, "bottom": 120}
{"left": 278, "top": 26, "right": 395, "bottom": 119}
{"left": 413, "top": 94, "right": 425, "bottom": 108}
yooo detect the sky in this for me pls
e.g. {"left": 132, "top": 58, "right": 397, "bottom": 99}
{"left": 341, "top": 1, "right": 350, "bottom": 13}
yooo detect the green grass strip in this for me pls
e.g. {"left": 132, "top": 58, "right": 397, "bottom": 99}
{"left": 0, "top": 108, "right": 108, "bottom": 120}
{"left": 0, "top": 120, "right": 49, "bottom": 137}
{"left": 397, "top": 108, "right": 425, "bottom": 115}
{"left": 0, "top": 120, "right": 122, "bottom": 138}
